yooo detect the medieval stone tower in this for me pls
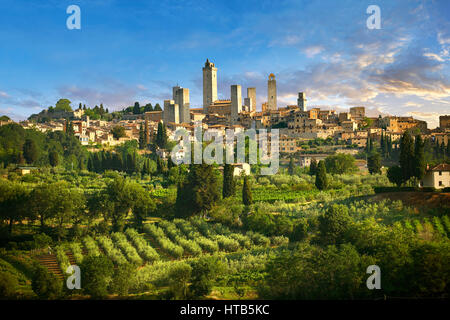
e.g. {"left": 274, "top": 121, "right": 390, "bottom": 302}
{"left": 267, "top": 73, "right": 277, "bottom": 111}
{"left": 173, "top": 86, "right": 190, "bottom": 123}
{"left": 202, "top": 59, "right": 218, "bottom": 114}
{"left": 297, "top": 92, "right": 307, "bottom": 112}
{"left": 247, "top": 87, "right": 256, "bottom": 112}
{"left": 231, "top": 84, "right": 242, "bottom": 123}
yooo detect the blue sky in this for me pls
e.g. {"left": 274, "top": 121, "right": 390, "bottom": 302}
{"left": 0, "top": 0, "right": 449, "bottom": 127}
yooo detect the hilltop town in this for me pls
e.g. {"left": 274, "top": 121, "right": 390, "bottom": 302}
{"left": 2, "top": 59, "right": 449, "bottom": 168}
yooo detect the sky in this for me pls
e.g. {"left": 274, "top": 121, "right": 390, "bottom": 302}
{"left": 0, "top": 0, "right": 449, "bottom": 128}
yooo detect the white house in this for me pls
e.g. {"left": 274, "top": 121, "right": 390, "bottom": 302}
{"left": 421, "top": 164, "right": 450, "bottom": 189}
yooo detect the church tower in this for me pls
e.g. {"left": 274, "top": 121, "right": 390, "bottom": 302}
{"left": 202, "top": 59, "right": 218, "bottom": 114}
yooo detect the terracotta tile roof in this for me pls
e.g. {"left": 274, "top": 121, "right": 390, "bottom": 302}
{"left": 430, "top": 163, "right": 450, "bottom": 171}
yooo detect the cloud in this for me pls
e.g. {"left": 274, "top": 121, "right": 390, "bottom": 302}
{"left": 0, "top": 91, "right": 8, "bottom": 97}
{"left": 405, "top": 111, "right": 440, "bottom": 128}
{"left": 57, "top": 81, "right": 141, "bottom": 110}
{"left": 303, "top": 46, "right": 324, "bottom": 58}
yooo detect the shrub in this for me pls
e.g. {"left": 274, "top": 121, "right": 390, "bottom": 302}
{"left": 112, "top": 233, "right": 143, "bottom": 265}
{"left": 82, "top": 236, "right": 101, "bottom": 257}
{"left": 0, "top": 271, "right": 18, "bottom": 299}
{"left": 270, "top": 236, "right": 289, "bottom": 246}
{"left": 31, "top": 265, "right": 63, "bottom": 300}
{"left": 80, "top": 255, "right": 114, "bottom": 299}
{"left": 125, "top": 228, "right": 159, "bottom": 262}
{"left": 97, "top": 236, "right": 127, "bottom": 265}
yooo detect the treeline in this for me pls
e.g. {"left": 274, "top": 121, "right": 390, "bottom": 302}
{"left": 121, "top": 102, "right": 162, "bottom": 115}
{"left": 0, "top": 123, "right": 88, "bottom": 170}
{"left": 0, "top": 176, "right": 154, "bottom": 239}
{"left": 87, "top": 150, "right": 156, "bottom": 175}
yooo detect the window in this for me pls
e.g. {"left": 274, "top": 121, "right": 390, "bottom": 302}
{"left": 439, "top": 171, "right": 442, "bottom": 176}
{"left": 439, "top": 181, "right": 443, "bottom": 186}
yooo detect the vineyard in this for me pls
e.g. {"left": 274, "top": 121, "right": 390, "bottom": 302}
{"left": 48, "top": 218, "right": 288, "bottom": 278}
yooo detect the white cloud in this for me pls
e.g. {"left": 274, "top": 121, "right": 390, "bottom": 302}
{"left": 303, "top": 46, "right": 324, "bottom": 58}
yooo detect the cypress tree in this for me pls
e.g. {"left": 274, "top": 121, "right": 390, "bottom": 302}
{"left": 222, "top": 164, "right": 235, "bottom": 198}
{"left": 87, "top": 156, "right": 94, "bottom": 171}
{"left": 367, "top": 152, "right": 381, "bottom": 175}
{"left": 399, "top": 131, "right": 414, "bottom": 183}
{"left": 309, "top": 158, "right": 318, "bottom": 175}
{"left": 413, "top": 135, "right": 425, "bottom": 181}
{"left": 366, "top": 137, "right": 371, "bottom": 153}
{"left": 288, "top": 157, "right": 295, "bottom": 175}
{"left": 315, "top": 160, "right": 328, "bottom": 190}
{"left": 242, "top": 176, "right": 253, "bottom": 206}
{"left": 139, "top": 125, "right": 146, "bottom": 149}
{"left": 23, "top": 139, "right": 38, "bottom": 164}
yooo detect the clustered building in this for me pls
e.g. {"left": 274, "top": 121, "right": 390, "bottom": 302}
{"left": 7, "top": 59, "right": 448, "bottom": 156}
{"left": 158, "top": 59, "right": 448, "bottom": 156}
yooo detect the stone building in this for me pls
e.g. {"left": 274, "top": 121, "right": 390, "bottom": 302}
{"left": 297, "top": 92, "right": 307, "bottom": 112}
{"left": 164, "top": 100, "right": 179, "bottom": 124}
{"left": 350, "top": 106, "right": 365, "bottom": 121}
{"left": 231, "top": 85, "right": 242, "bottom": 123}
{"left": 173, "top": 86, "right": 190, "bottom": 124}
{"left": 440, "top": 115, "right": 450, "bottom": 130}
{"left": 203, "top": 59, "right": 218, "bottom": 114}
{"left": 267, "top": 73, "right": 277, "bottom": 111}
{"left": 247, "top": 87, "right": 256, "bottom": 112}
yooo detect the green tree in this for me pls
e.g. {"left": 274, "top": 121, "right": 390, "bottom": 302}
{"left": 387, "top": 165, "right": 404, "bottom": 187}
{"left": 29, "top": 182, "right": 85, "bottom": 238}
{"left": 139, "top": 125, "right": 146, "bottom": 149}
{"left": 80, "top": 255, "right": 114, "bottom": 299}
{"left": 175, "top": 164, "right": 220, "bottom": 217}
{"left": 324, "top": 153, "right": 357, "bottom": 174}
{"left": 0, "top": 180, "right": 30, "bottom": 235}
{"left": 110, "top": 263, "right": 136, "bottom": 296}
{"left": 0, "top": 271, "right": 18, "bottom": 299}
{"left": 168, "top": 263, "right": 192, "bottom": 299}
{"left": 111, "top": 126, "right": 126, "bottom": 140}
{"left": 242, "top": 175, "right": 253, "bottom": 206}
{"left": 48, "top": 151, "right": 59, "bottom": 167}
{"left": 31, "top": 265, "right": 63, "bottom": 300}
{"left": 133, "top": 102, "right": 141, "bottom": 114}
{"left": 413, "top": 135, "right": 425, "bottom": 181}
{"left": 309, "top": 158, "right": 317, "bottom": 175}
{"left": 399, "top": 131, "right": 414, "bottom": 183}
{"left": 315, "top": 160, "right": 328, "bottom": 190}
{"left": 22, "top": 139, "right": 38, "bottom": 164}
{"left": 222, "top": 164, "right": 235, "bottom": 198}
{"left": 96, "top": 177, "right": 152, "bottom": 232}
{"left": 55, "top": 99, "right": 73, "bottom": 112}
{"left": 318, "top": 204, "right": 352, "bottom": 245}
{"left": 189, "top": 256, "right": 223, "bottom": 298}
{"left": 155, "top": 121, "right": 168, "bottom": 149}
{"left": 288, "top": 157, "right": 295, "bottom": 175}
{"left": 367, "top": 152, "right": 382, "bottom": 174}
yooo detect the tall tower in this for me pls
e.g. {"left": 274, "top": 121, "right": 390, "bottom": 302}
{"left": 267, "top": 74, "right": 277, "bottom": 111}
{"left": 231, "top": 85, "right": 242, "bottom": 123}
{"left": 163, "top": 100, "right": 179, "bottom": 124}
{"left": 202, "top": 59, "right": 218, "bottom": 114}
{"left": 297, "top": 92, "right": 307, "bottom": 112}
{"left": 247, "top": 87, "right": 256, "bottom": 112}
{"left": 173, "top": 86, "right": 190, "bottom": 123}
